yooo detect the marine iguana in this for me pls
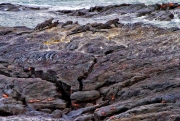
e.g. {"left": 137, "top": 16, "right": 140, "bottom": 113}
{"left": 17, "top": 18, "right": 59, "bottom": 35}
{"left": 66, "top": 18, "right": 120, "bottom": 37}
{"left": 93, "top": 18, "right": 120, "bottom": 29}
{"left": 66, "top": 25, "right": 88, "bottom": 37}
{"left": 105, "top": 18, "right": 120, "bottom": 27}
{"left": 34, "top": 18, "right": 54, "bottom": 30}
{"left": 61, "top": 21, "right": 73, "bottom": 28}
{"left": 48, "top": 20, "right": 59, "bottom": 29}
{"left": 66, "top": 23, "right": 108, "bottom": 37}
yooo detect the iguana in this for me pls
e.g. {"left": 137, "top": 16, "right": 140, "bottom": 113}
{"left": 17, "top": 18, "right": 59, "bottom": 35}
{"left": 48, "top": 20, "right": 59, "bottom": 29}
{"left": 92, "top": 18, "right": 120, "bottom": 29}
{"left": 34, "top": 18, "right": 54, "bottom": 30}
{"left": 66, "top": 23, "right": 108, "bottom": 37}
{"left": 61, "top": 21, "right": 73, "bottom": 28}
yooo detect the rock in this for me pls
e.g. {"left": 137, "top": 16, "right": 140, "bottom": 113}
{"left": 74, "top": 114, "right": 94, "bottom": 121}
{"left": 63, "top": 108, "right": 71, "bottom": 114}
{"left": 50, "top": 109, "right": 63, "bottom": 118}
{"left": 0, "top": 30, "right": 12, "bottom": 36}
{"left": 106, "top": 103, "right": 180, "bottom": 121}
{"left": 0, "top": 75, "right": 64, "bottom": 112}
{"left": 0, "top": 98, "right": 25, "bottom": 116}
{"left": 0, "top": 3, "right": 43, "bottom": 12}
{"left": 136, "top": 4, "right": 159, "bottom": 16}
{"left": 66, "top": 100, "right": 109, "bottom": 119}
{"left": 147, "top": 11, "right": 174, "bottom": 21}
{"left": 39, "top": 109, "right": 52, "bottom": 114}
{"left": 28, "top": 99, "right": 67, "bottom": 110}
{"left": 71, "top": 90, "right": 100, "bottom": 102}
{"left": 0, "top": 116, "right": 65, "bottom": 121}
{"left": 0, "top": 5, "right": 180, "bottom": 120}
{"left": 86, "top": 103, "right": 94, "bottom": 107}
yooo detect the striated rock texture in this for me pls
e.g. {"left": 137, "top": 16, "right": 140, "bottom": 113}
{"left": 0, "top": 3, "right": 180, "bottom": 121}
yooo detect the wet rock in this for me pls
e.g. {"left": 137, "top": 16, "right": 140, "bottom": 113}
{"left": 56, "top": 10, "right": 73, "bottom": 14}
{"left": 0, "top": 30, "right": 12, "bottom": 36}
{"left": 136, "top": 5, "right": 158, "bottom": 16}
{"left": 0, "top": 3, "right": 43, "bottom": 12}
{"left": 125, "top": 4, "right": 146, "bottom": 13}
{"left": 71, "top": 90, "right": 100, "bottom": 102}
{"left": 147, "top": 10, "right": 174, "bottom": 21}
{"left": 169, "top": 27, "right": 180, "bottom": 32}
{"left": 0, "top": 3, "right": 19, "bottom": 11}
{"left": 73, "top": 8, "right": 89, "bottom": 16}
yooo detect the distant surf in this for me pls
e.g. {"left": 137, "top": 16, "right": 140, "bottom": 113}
{"left": 1, "top": 0, "right": 180, "bottom": 10}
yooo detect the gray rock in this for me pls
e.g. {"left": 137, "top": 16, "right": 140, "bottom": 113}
{"left": 0, "top": 5, "right": 180, "bottom": 120}
{"left": 71, "top": 90, "right": 100, "bottom": 102}
{"left": 50, "top": 109, "right": 63, "bottom": 118}
{"left": 0, "top": 98, "right": 25, "bottom": 115}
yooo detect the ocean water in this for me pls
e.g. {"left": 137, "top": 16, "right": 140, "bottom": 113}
{"left": 0, "top": 0, "right": 180, "bottom": 28}
{"left": 0, "top": 0, "right": 180, "bottom": 10}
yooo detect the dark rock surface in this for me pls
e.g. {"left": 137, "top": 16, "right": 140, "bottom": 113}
{"left": 56, "top": 3, "right": 180, "bottom": 21}
{"left": 0, "top": 3, "right": 180, "bottom": 121}
{"left": 0, "top": 3, "right": 46, "bottom": 11}
{"left": 71, "top": 90, "right": 100, "bottom": 102}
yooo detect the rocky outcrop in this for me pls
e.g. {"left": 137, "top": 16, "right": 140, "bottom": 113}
{"left": 56, "top": 3, "right": 180, "bottom": 21}
{"left": 0, "top": 3, "right": 46, "bottom": 11}
{"left": 0, "top": 3, "right": 180, "bottom": 120}
{"left": 71, "top": 90, "right": 100, "bottom": 102}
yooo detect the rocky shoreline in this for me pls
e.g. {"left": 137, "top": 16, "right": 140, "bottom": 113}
{"left": 0, "top": 2, "right": 180, "bottom": 121}
{"left": 1, "top": 2, "right": 180, "bottom": 28}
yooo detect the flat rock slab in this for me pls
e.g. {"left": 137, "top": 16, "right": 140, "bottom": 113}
{"left": 0, "top": 3, "right": 45, "bottom": 11}
{"left": 28, "top": 99, "right": 67, "bottom": 110}
{"left": 71, "top": 90, "right": 100, "bottom": 102}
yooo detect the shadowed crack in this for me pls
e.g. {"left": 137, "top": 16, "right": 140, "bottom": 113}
{"left": 56, "top": 81, "right": 71, "bottom": 107}
{"left": 0, "top": 70, "right": 10, "bottom": 77}
{"left": 77, "top": 57, "right": 97, "bottom": 91}
{"left": 0, "top": 111, "right": 12, "bottom": 116}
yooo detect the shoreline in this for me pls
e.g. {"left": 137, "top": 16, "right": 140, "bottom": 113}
{"left": 0, "top": 16, "right": 179, "bottom": 120}
{"left": 0, "top": 3, "right": 180, "bottom": 29}
{"left": 0, "top": 2, "right": 180, "bottom": 121}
